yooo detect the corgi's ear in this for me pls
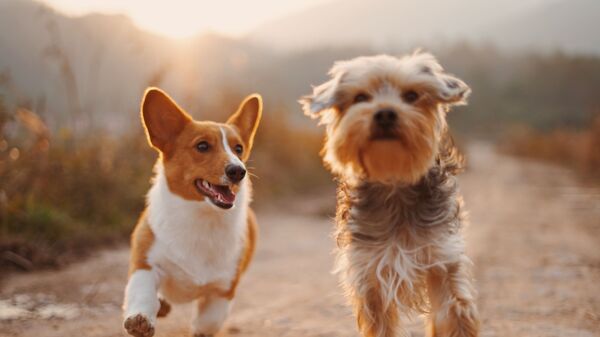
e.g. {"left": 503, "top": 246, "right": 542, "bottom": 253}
{"left": 141, "top": 87, "right": 191, "bottom": 153}
{"left": 227, "top": 94, "right": 262, "bottom": 157}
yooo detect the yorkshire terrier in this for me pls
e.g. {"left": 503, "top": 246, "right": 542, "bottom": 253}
{"left": 300, "top": 52, "right": 480, "bottom": 337}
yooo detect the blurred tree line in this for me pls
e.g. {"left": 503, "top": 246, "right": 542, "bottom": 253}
{"left": 438, "top": 44, "right": 600, "bottom": 134}
{"left": 1, "top": 42, "right": 600, "bottom": 272}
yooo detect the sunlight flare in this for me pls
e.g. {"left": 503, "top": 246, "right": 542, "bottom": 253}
{"left": 41, "top": 0, "right": 331, "bottom": 38}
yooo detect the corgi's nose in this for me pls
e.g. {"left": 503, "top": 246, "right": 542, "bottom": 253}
{"left": 225, "top": 164, "right": 246, "bottom": 183}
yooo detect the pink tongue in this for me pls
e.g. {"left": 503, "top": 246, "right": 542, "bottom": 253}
{"left": 213, "top": 185, "right": 236, "bottom": 204}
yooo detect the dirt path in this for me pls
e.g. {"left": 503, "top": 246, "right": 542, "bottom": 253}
{"left": 1, "top": 144, "right": 599, "bottom": 337}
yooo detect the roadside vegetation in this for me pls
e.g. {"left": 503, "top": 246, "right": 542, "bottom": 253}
{"left": 501, "top": 115, "right": 600, "bottom": 182}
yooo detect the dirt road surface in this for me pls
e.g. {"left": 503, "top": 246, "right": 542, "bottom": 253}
{"left": 1, "top": 144, "right": 599, "bottom": 337}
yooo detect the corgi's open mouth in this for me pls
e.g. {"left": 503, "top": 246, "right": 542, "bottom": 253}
{"left": 194, "top": 179, "right": 236, "bottom": 209}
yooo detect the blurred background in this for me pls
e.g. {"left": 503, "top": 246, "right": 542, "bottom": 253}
{"left": 0, "top": 1, "right": 599, "bottom": 336}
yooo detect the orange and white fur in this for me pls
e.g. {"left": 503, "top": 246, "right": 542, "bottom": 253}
{"left": 301, "top": 52, "right": 480, "bottom": 337}
{"left": 123, "top": 88, "right": 262, "bottom": 337}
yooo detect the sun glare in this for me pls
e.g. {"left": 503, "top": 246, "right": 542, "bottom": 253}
{"left": 42, "top": 0, "right": 331, "bottom": 39}
{"left": 131, "top": 5, "right": 217, "bottom": 39}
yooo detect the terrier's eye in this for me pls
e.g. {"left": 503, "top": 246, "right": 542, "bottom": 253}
{"left": 196, "top": 141, "right": 210, "bottom": 152}
{"left": 402, "top": 90, "right": 420, "bottom": 103}
{"left": 353, "top": 93, "right": 371, "bottom": 104}
{"left": 234, "top": 144, "right": 243, "bottom": 155}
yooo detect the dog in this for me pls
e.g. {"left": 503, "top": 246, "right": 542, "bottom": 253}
{"left": 123, "top": 88, "right": 262, "bottom": 337}
{"left": 300, "top": 52, "right": 480, "bottom": 337}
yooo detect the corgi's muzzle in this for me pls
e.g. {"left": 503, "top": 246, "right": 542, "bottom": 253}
{"left": 195, "top": 179, "right": 237, "bottom": 209}
{"left": 194, "top": 165, "right": 246, "bottom": 209}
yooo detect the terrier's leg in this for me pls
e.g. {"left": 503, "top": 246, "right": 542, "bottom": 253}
{"left": 426, "top": 258, "right": 480, "bottom": 337}
{"left": 123, "top": 269, "right": 160, "bottom": 337}
{"left": 191, "top": 295, "right": 232, "bottom": 337}
{"left": 353, "top": 284, "right": 401, "bottom": 337}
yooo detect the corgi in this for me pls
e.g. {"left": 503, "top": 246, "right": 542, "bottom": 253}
{"left": 123, "top": 87, "right": 262, "bottom": 337}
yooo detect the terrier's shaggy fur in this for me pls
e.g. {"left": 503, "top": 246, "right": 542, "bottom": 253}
{"left": 301, "top": 52, "right": 480, "bottom": 337}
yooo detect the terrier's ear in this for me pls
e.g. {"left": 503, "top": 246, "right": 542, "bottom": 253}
{"left": 432, "top": 72, "right": 471, "bottom": 105}
{"left": 299, "top": 63, "right": 347, "bottom": 121}
{"left": 411, "top": 52, "right": 471, "bottom": 106}
{"left": 227, "top": 94, "right": 262, "bottom": 158}
{"left": 299, "top": 77, "right": 339, "bottom": 119}
{"left": 141, "top": 87, "right": 192, "bottom": 153}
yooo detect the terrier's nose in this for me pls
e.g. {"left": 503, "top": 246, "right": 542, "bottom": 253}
{"left": 225, "top": 164, "right": 246, "bottom": 183}
{"left": 374, "top": 109, "right": 397, "bottom": 128}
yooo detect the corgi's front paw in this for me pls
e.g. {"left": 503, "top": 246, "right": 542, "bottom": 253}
{"left": 124, "top": 313, "right": 155, "bottom": 337}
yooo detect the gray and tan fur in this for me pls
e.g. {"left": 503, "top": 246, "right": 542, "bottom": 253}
{"left": 301, "top": 52, "right": 480, "bottom": 337}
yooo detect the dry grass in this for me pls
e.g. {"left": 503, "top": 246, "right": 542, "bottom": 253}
{"left": 501, "top": 115, "right": 600, "bottom": 181}
{"left": 0, "top": 105, "right": 154, "bottom": 270}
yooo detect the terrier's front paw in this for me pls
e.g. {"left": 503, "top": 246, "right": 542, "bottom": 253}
{"left": 124, "top": 314, "right": 155, "bottom": 337}
{"left": 435, "top": 300, "right": 479, "bottom": 337}
{"left": 193, "top": 334, "right": 214, "bottom": 337}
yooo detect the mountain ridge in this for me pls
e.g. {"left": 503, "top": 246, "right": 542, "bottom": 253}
{"left": 248, "top": 0, "right": 600, "bottom": 54}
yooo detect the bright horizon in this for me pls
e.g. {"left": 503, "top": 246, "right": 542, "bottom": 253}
{"left": 40, "top": 0, "right": 333, "bottom": 39}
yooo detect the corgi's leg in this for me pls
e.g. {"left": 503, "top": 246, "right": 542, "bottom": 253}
{"left": 191, "top": 295, "right": 231, "bottom": 337}
{"left": 189, "top": 210, "right": 254, "bottom": 336}
{"left": 124, "top": 215, "right": 159, "bottom": 336}
{"left": 123, "top": 269, "right": 160, "bottom": 337}
{"left": 157, "top": 296, "right": 171, "bottom": 318}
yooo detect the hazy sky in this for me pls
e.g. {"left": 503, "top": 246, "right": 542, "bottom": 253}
{"left": 40, "top": 0, "right": 332, "bottom": 38}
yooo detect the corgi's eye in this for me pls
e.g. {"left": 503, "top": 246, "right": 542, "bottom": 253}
{"left": 353, "top": 93, "right": 371, "bottom": 104}
{"left": 196, "top": 141, "right": 210, "bottom": 152}
{"left": 402, "top": 90, "right": 420, "bottom": 103}
{"left": 234, "top": 144, "right": 243, "bottom": 155}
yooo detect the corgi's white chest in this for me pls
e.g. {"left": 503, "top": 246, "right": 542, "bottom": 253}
{"left": 146, "top": 164, "right": 248, "bottom": 287}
